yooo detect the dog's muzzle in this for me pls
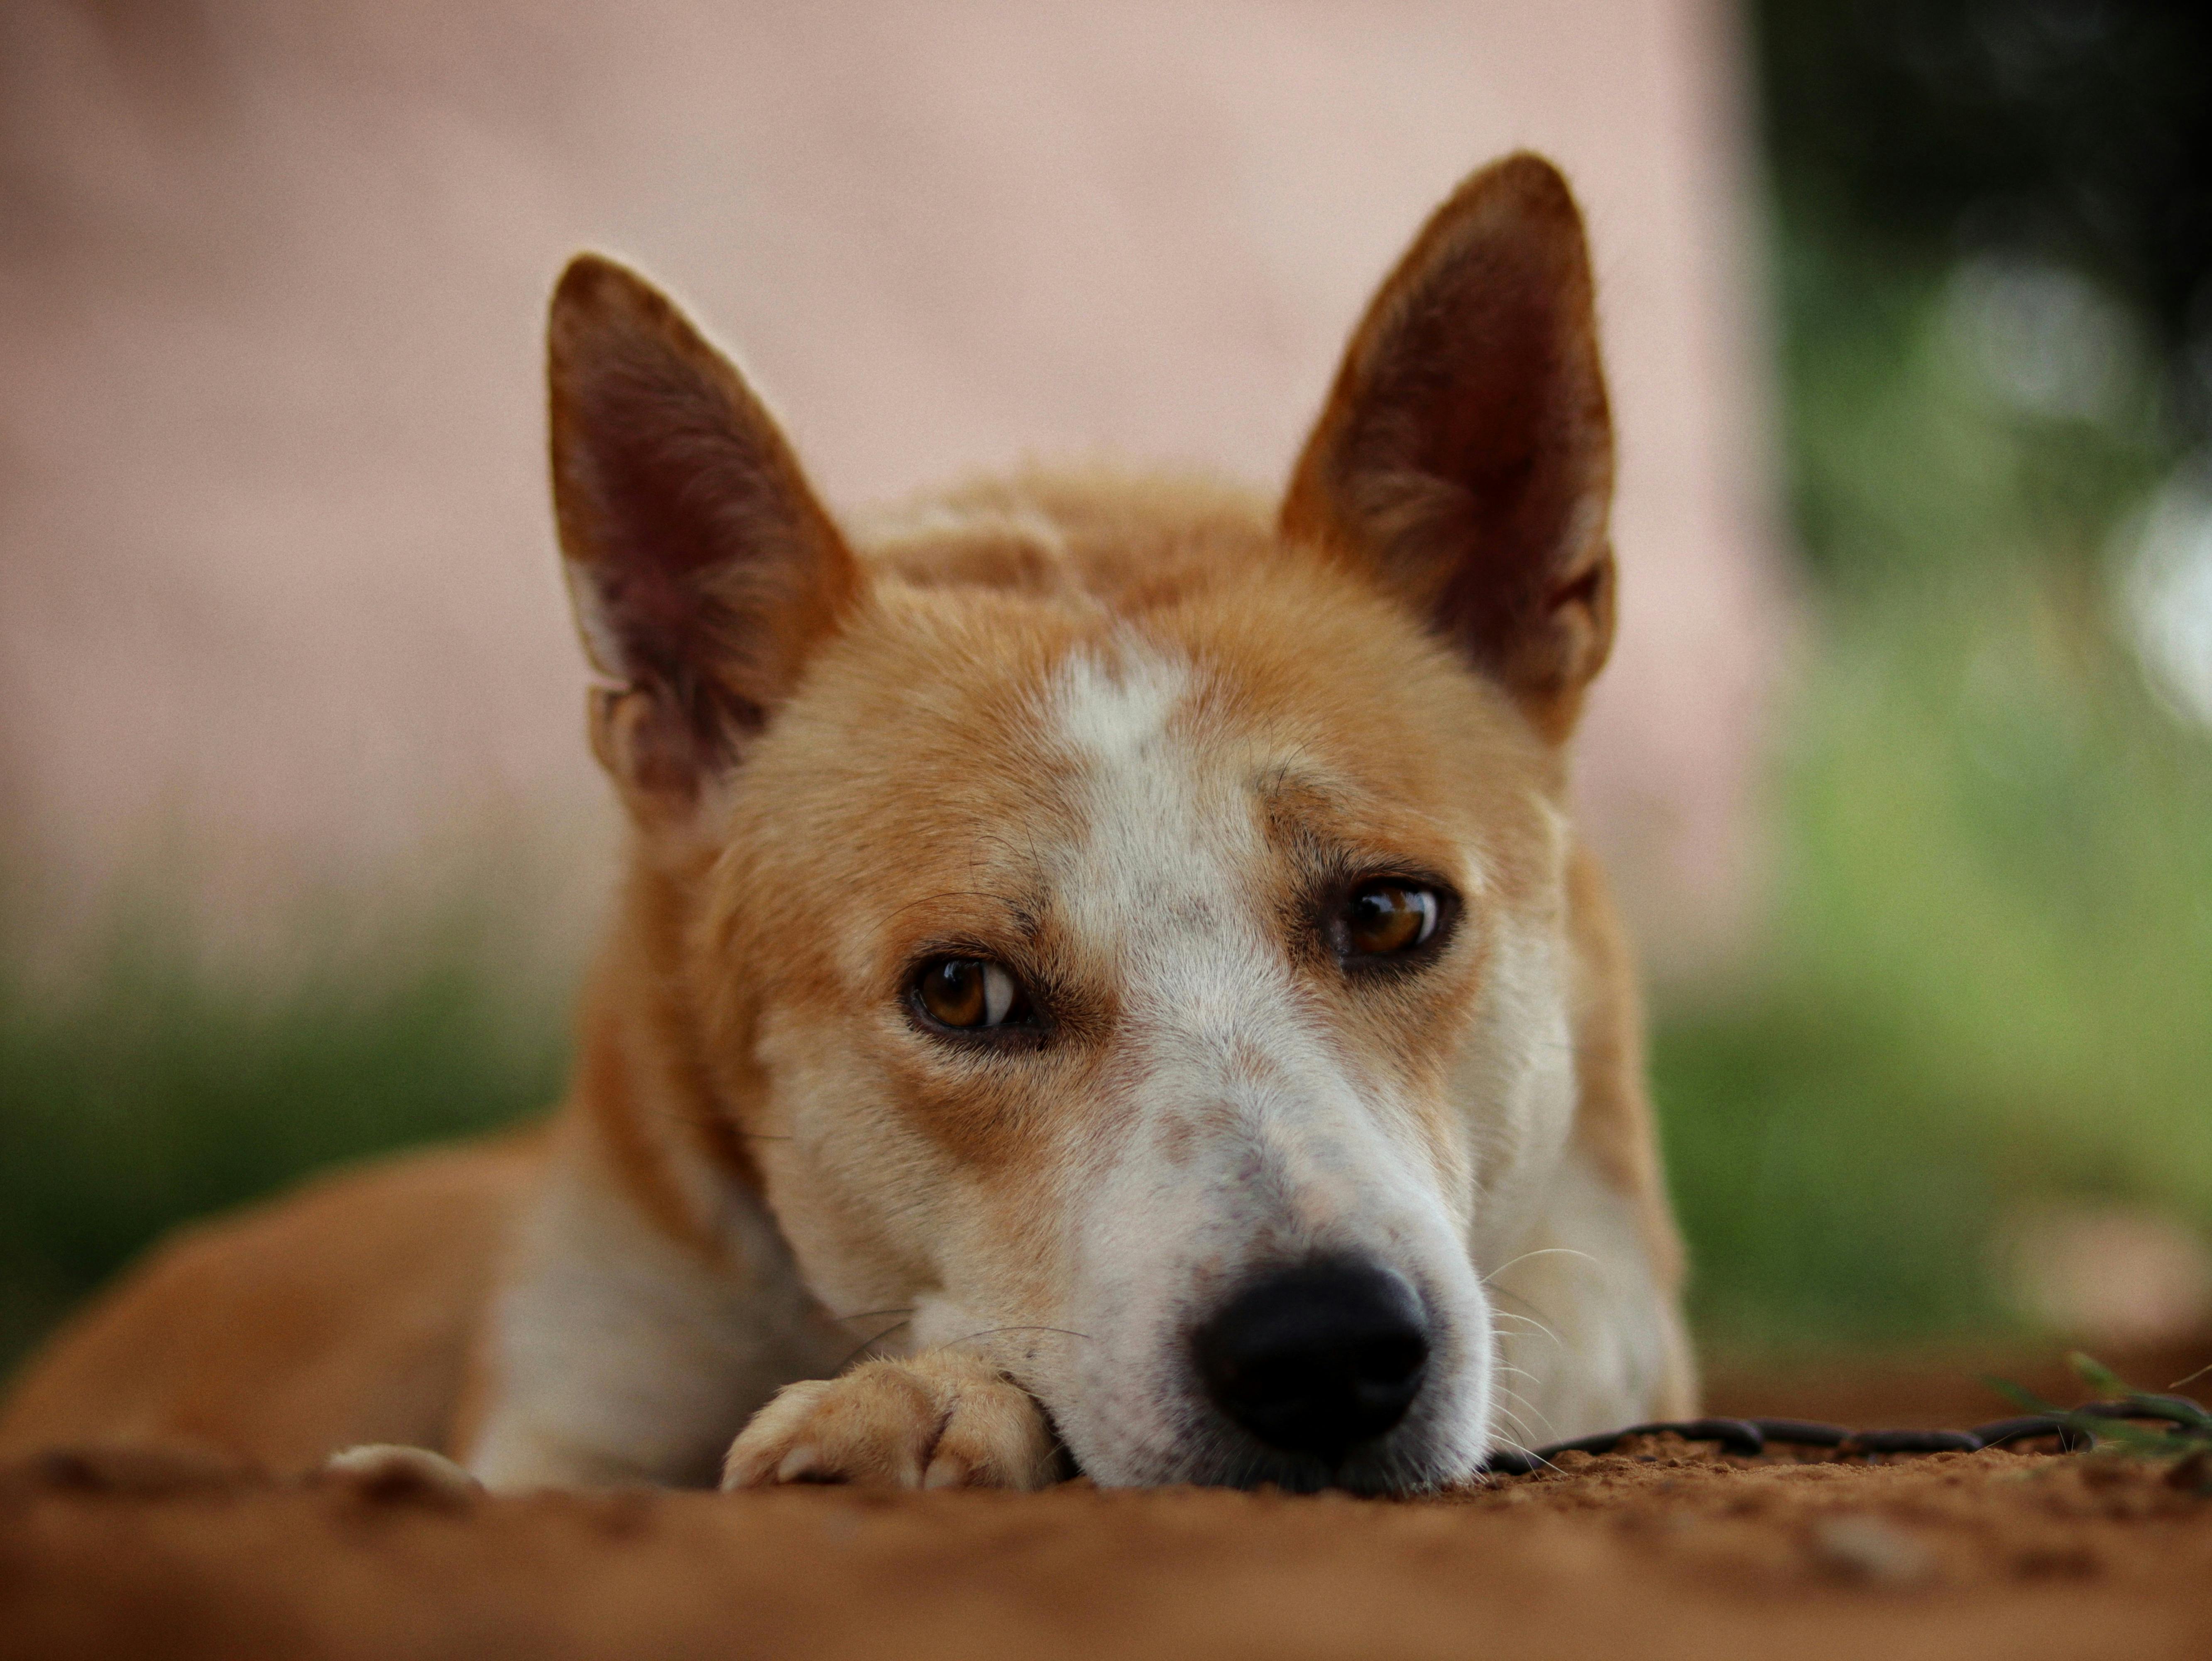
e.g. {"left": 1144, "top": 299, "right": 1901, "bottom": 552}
{"left": 1192, "top": 1256, "right": 1431, "bottom": 1470}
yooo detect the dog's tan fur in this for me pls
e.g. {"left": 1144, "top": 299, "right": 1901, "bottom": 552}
{"left": 0, "top": 154, "right": 1694, "bottom": 1492}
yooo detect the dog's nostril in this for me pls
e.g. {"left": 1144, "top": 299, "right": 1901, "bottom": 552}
{"left": 1193, "top": 1258, "right": 1430, "bottom": 1464}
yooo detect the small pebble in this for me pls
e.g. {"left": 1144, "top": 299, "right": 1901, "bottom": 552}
{"left": 1808, "top": 1514, "right": 1935, "bottom": 1586}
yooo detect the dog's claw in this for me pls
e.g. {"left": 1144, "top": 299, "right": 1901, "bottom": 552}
{"left": 722, "top": 1352, "right": 1057, "bottom": 1492}
{"left": 774, "top": 1445, "right": 824, "bottom": 1484}
{"left": 922, "top": 1453, "right": 969, "bottom": 1490}
{"left": 321, "top": 1443, "right": 483, "bottom": 1502}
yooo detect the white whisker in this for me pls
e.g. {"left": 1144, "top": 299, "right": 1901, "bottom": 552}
{"left": 1482, "top": 1246, "right": 1600, "bottom": 1285}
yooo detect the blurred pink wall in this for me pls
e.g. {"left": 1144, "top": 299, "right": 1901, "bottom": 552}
{"left": 0, "top": 0, "right": 1784, "bottom": 982}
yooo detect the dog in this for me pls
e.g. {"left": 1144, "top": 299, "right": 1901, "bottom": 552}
{"left": 0, "top": 153, "right": 1694, "bottom": 1496}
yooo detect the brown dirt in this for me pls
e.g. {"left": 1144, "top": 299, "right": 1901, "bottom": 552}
{"left": 3, "top": 1440, "right": 2208, "bottom": 1660}
{"left": 5, "top": 1342, "right": 2209, "bottom": 1661}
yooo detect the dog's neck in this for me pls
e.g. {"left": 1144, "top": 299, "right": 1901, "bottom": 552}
{"left": 570, "top": 847, "right": 764, "bottom": 1262}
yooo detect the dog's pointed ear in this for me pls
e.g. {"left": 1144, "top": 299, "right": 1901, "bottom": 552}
{"left": 549, "top": 254, "right": 859, "bottom": 808}
{"left": 1281, "top": 154, "right": 1616, "bottom": 742}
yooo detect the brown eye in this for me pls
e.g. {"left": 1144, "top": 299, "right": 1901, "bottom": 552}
{"left": 914, "top": 957, "right": 1030, "bottom": 1030}
{"left": 1342, "top": 881, "right": 1440, "bottom": 958}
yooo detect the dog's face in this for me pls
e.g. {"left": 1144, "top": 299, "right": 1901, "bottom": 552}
{"left": 701, "top": 541, "right": 1578, "bottom": 1492}
{"left": 548, "top": 156, "right": 1616, "bottom": 1493}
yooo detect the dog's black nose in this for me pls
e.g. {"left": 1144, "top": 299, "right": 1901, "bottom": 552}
{"left": 1194, "top": 1258, "right": 1430, "bottom": 1463}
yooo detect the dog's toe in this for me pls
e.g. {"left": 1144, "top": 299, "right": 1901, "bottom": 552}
{"left": 920, "top": 1373, "right": 1057, "bottom": 1489}
{"left": 721, "top": 1353, "right": 1056, "bottom": 1491}
{"left": 727, "top": 1368, "right": 937, "bottom": 1488}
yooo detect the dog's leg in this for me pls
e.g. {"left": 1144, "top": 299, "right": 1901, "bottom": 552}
{"left": 721, "top": 1347, "right": 1059, "bottom": 1491}
{"left": 463, "top": 1154, "right": 845, "bottom": 1491}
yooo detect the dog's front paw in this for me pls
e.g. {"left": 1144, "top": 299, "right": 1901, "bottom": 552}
{"left": 720, "top": 1351, "right": 1058, "bottom": 1491}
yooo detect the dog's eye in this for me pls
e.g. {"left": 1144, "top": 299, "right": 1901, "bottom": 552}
{"left": 913, "top": 957, "right": 1031, "bottom": 1030}
{"left": 1341, "top": 881, "right": 1440, "bottom": 958}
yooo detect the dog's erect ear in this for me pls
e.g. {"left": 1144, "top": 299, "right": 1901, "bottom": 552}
{"left": 1281, "top": 154, "right": 1616, "bottom": 742}
{"left": 549, "top": 254, "right": 859, "bottom": 805}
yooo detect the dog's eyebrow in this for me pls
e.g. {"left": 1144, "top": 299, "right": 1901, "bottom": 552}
{"left": 1251, "top": 762, "right": 1476, "bottom": 893}
{"left": 1250, "top": 762, "right": 1344, "bottom": 816}
{"left": 883, "top": 885, "right": 1052, "bottom": 945}
{"left": 1250, "top": 767, "right": 1364, "bottom": 878}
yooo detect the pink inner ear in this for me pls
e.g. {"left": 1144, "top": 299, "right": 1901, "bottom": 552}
{"left": 1282, "top": 154, "right": 1616, "bottom": 730}
{"left": 562, "top": 343, "right": 760, "bottom": 685}
{"left": 1381, "top": 256, "right": 1603, "bottom": 620}
{"left": 548, "top": 255, "right": 858, "bottom": 788}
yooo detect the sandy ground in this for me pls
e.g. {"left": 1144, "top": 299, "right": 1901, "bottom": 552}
{"left": 3, "top": 1439, "right": 2206, "bottom": 1659}
{"left": 4, "top": 1344, "right": 2207, "bottom": 1660}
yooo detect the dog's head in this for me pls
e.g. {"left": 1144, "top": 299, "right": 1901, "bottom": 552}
{"left": 549, "top": 155, "right": 1616, "bottom": 1493}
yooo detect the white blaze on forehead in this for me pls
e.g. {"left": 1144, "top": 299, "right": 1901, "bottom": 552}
{"left": 1045, "top": 641, "right": 1349, "bottom": 1185}
{"left": 1048, "top": 643, "right": 1192, "bottom": 783}
{"left": 1044, "top": 641, "right": 1356, "bottom": 1149}
{"left": 1045, "top": 643, "right": 1248, "bottom": 955}
{"left": 1033, "top": 639, "right": 1498, "bottom": 1487}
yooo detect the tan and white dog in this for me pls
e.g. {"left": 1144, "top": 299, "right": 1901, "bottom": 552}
{"left": 0, "top": 154, "right": 1693, "bottom": 1497}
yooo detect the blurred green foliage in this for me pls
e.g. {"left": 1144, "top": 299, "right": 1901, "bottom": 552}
{"left": 1658, "top": 559, "right": 2212, "bottom": 1345}
{"left": 0, "top": 916, "right": 567, "bottom": 1373}
{"left": 1661, "top": 0, "right": 2212, "bottom": 1347}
